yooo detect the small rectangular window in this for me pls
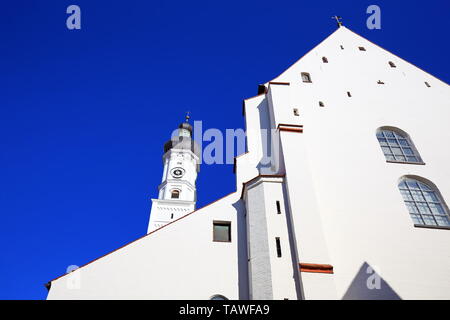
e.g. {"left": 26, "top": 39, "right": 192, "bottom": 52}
{"left": 213, "top": 222, "right": 231, "bottom": 242}
{"left": 293, "top": 108, "right": 299, "bottom": 116}
{"left": 359, "top": 46, "right": 366, "bottom": 51}
{"left": 322, "top": 57, "right": 328, "bottom": 63}
{"left": 276, "top": 201, "right": 281, "bottom": 214}
{"left": 425, "top": 82, "right": 431, "bottom": 87}
{"left": 347, "top": 91, "right": 352, "bottom": 97}
{"left": 275, "top": 238, "right": 282, "bottom": 257}
{"left": 319, "top": 101, "right": 325, "bottom": 107}
{"left": 340, "top": 45, "right": 344, "bottom": 50}
{"left": 389, "top": 61, "right": 396, "bottom": 68}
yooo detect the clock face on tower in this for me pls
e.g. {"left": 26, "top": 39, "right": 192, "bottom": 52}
{"left": 170, "top": 167, "right": 185, "bottom": 178}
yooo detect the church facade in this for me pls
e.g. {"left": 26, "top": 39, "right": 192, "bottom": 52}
{"left": 46, "top": 26, "right": 450, "bottom": 300}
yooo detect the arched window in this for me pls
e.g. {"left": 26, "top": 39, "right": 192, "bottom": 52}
{"left": 210, "top": 294, "right": 228, "bottom": 300}
{"left": 301, "top": 72, "right": 312, "bottom": 83}
{"left": 376, "top": 127, "right": 423, "bottom": 164}
{"left": 171, "top": 190, "right": 180, "bottom": 199}
{"left": 398, "top": 177, "right": 450, "bottom": 227}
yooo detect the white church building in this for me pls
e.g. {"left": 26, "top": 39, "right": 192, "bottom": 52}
{"left": 46, "top": 25, "right": 450, "bottom": 300}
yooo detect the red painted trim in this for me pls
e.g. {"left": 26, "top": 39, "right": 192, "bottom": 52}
{"left": 269, "top": 81, "right": 290, "bottom": 86}
{"left": 277, "top": 124, "right": 303, "bottom": 128}
{"left": 299, "top": 263, "right": 334, "bottom": 274}
{"left": 46, "top": 191, "right": 238, "bottom": 285}
{"left": 278, "top": 124, "right": 304, "bottom": 133}
{"left": 279, "top": 128, "right": 303, "bottom": 133}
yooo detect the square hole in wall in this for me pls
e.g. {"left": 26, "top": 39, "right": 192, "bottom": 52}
{"left": 301, "top": 72, "right": 312, "bottom": 83}
{"left": 213, "top": 221, "right": 231, "bottom": 242}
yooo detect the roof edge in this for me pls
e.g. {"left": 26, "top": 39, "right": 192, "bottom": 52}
{"left": 45, "top": 191, "right": 238, "bottom": 286}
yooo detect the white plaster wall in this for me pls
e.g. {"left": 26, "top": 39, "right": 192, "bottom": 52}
{"left": 262, "top": 179, "right": 298, "bottom": 300}
{"left": 270, "top": 27, "right": 450, "bottom": 299}
{"left": 245, "top": 181, "right": 273, "bottom": 300}
{"left": 244, "top": 177, "right": 298, "bottom": 300}
{"left": 48, "top": 193, "right": 246, "bottom": 300}
{"left": 148, "top": 199, "right": 195, "bottom": 232}
{"left": 280, "top": 131, "right": 338, "bottom": 300}
{"left": 47, "top": 26, "right": 450, "bottom": 301}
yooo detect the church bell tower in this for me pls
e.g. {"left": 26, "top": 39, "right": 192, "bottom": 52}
{"left": 147, "top": 115, "right": 200, "bottom": 233}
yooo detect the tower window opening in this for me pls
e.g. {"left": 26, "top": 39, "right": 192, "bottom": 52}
{"left": 171, "top": 213, "right": 174, "bottom": 219}
{"left": 276, "top": 238, "right": 282, "bottom": 258}
{"left": 359, "top": 46, "right": 366, "bottom": 51}
{"left": 389, "top": 61, "right": 396, "bottom": 68}
{"left": 171, "top": 190, "right": 180, "bottom": 199}
{"left": 340, "top": 45, "right": 344, "bottom": 50}
{"left": 319, "top": 101, "right": 325, "bottom": 107}
{"left": 322, "top": 57, "right": 328, "bottom": 63}
{"left": 347, "top": 91, "right": 352, "bottom": 97}
{"left": 293, "top": 108, "right": 299, "bottom": 116}
{"left": 276, "top": 201, "right": 282, "bottom": 214}
{"left": 425, "top": 82, "right": 431, "bottom": 87}
{"left": 301, "top": 72, "right": 312, "bottom": 83}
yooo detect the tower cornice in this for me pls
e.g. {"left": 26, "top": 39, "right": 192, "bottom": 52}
{"left": 157, "top": 179, "right": 196, "bottom": 192}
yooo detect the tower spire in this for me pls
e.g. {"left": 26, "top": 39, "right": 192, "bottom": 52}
{"left": 185, "top": 111, "right": 190, "bottom": 123}
{"left": 147, "top": 116, "right": 200, "bottom": 233}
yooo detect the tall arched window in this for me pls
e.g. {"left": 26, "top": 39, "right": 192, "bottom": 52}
{"left": 376, "top": 127, "right": 423, "bottom": 164}
{"left": 398, "top": 177, "right": 450, "bottom": 227}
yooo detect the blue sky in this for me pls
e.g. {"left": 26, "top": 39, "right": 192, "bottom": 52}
{"left": 1, "top": 0, "right": 448, "bottom": 299}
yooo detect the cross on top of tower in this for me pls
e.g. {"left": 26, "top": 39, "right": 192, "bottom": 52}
{"left": 332, "top": 15, "right": 343, "bottom": 27}
{"left": 185, "top": 111, "right": 191, "bottom": 123}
